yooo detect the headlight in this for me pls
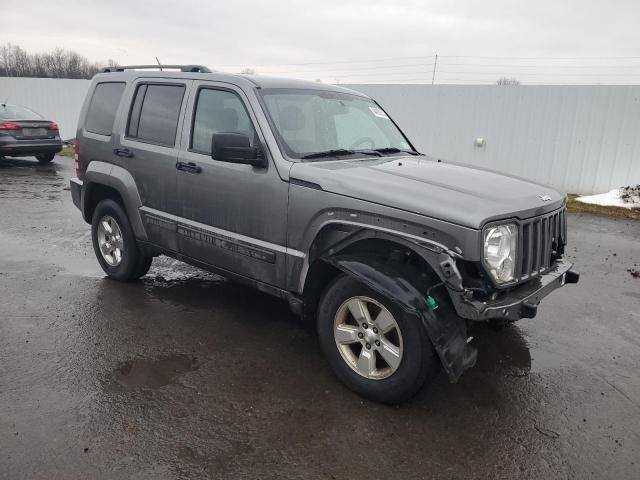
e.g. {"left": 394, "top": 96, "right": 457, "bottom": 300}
{"left": 483, "top": 223, "right": 518, "bottom": 284}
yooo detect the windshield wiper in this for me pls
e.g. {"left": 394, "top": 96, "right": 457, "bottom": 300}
{"left": 374, "top": 147, "right": 422, "bottom": 156}
{"left": 301, "top": 149, "right": 381, "bottom": 160}
{"left": 301, "top": 149, "right": 356, "bottom": 160}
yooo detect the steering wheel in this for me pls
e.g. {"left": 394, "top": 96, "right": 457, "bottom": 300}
{"left": 349, "top": 136, "right": 376, "bottom": 150}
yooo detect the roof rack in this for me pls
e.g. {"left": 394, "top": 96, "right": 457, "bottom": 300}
{"left": 101, "top": 64, "right": 212, "bottom": 73}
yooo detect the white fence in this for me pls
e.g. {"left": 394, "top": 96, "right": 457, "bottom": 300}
{"left": 2, "top": 76, "right": 638, "bottom": 194}
{"left": 346, "top": 84, "right": 640, "bottom": 194}
{"left": 0, "top": 77, "right": 90, "bottom": 140}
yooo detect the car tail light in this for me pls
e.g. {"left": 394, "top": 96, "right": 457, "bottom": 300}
{"left": 48, "top": 122, "right": 59, "bottom": 130}
{"left": 74, "top": 140, "right": 80, "bottom": 177}
{"left": 0, "top": 122, "right": 19, "bottom": 130}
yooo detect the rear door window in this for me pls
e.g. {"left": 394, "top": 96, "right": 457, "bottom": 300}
{"left": 84, "top": 82, "right": 125, "bottom": 136}
{"left": 127, "top": 83, "right": 185, "bottom": 146}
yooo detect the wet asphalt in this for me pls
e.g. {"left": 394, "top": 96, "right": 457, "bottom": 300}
{"left": 0, "top": 155, "right": 639, "bottom": 480}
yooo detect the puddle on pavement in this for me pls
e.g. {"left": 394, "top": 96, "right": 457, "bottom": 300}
{"left": 114, "top": 354, "right": 200, "bottom": 390}
{"left": 0, "top": 157, "right": 66, "bottom": 199}
{"left": 469, "top": 324, "right": 532, "bottom": 377}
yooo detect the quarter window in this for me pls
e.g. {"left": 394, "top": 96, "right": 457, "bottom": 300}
{"left": 127, "top": 84, "right": 185, "bottom": 146}
{"left": 85, "top": 82, "right": 125, "bottom": 136}
{"left": 191, "top": 89, "right": 257, "bottom": 155}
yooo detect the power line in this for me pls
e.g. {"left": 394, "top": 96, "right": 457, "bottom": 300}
{"left": 346, "top": 78, "right": 640, "bottom": 85}
{"left": 439, "top": 55, "right": 640, "bottom": 60}
{"left": 217, "top": 54, "right": 640, "bottom": 70}
{"left": 436, "top": 70, "right": 640, "bottom": 76}
{"left": 215, "top": 55, "right": 436, "bottom": 68}
{"left": 213, "top": 53, "right": 640, "bottom": 85}
{"left": 256, "top": 62, "right": 435, "bottom": 74}
{"left": 256, "top": 70, "right": 640, "bottom": 82}
{"left": 437, "top": 62, "right": 640, "bottom": 68}
{"left": 267, "top": 67, "right": 640, "bottom": 81}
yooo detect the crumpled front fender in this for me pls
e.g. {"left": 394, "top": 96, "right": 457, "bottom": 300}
{"left": 324, "top": 255, "right": 477, "bottom": 382}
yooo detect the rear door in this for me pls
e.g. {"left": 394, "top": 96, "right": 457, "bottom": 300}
{"left": 116, "top": 78, "right": 192, "bottom": 251}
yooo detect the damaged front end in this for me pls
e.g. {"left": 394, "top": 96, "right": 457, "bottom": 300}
{"left": 323, "top": 255, "right": 478, "bottom": 383}
{"left": 303, "top": 204, "right": 580, "bottom": 384}
{"left": 319, "top": 249, "right": 578, "bottom": 383}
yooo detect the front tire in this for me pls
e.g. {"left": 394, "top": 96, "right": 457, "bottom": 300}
{"left": 91, "top": 199, "right": 152, "bottom": 281}
{"left": 317, "top": 275, "right": 439, "bottom": 404}
{"left": 36, "top": 152, "right": 55, "bottom": 163}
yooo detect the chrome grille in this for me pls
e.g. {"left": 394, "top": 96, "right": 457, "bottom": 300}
{"left": 517, "top": 208, "right": 566, "bottom": 281}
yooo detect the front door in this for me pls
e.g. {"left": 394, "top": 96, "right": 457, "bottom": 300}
{"left": 116, "top": 78, "right": 191, "bottom": 251}
{"left": 175, "top": 81, "right": 289, "bottom": 288}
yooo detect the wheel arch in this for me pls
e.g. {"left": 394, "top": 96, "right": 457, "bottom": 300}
{"left": 83, "top": 183, "right": 125, "bottom": 222}
{"left": 81, "top": 162, "right": 148, "bottom": 241}
{"left": 300, "top": 222, "right": 465, "bottom": 303}
{"left": 301, "top": 224, "right": 477, "bottom": 382}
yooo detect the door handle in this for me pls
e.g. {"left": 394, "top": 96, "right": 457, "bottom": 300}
{"left": 113, "top": 148, "right": 134, "bottom": 158}
{"left": 176, "top": 161, "right": 202, "bottom": 174}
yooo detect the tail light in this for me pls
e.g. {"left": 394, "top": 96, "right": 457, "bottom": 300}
{"left": 0, "top": 122, "right": 19, "bottom": 130}
{"left": 74, "top": 140, "right": 80, "bottom": 177}
{"left": 48, "top": 122, "right": 59, "bottom": 130}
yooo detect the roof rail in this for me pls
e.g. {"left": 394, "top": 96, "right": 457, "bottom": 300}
{"left": 101, "top": 64, "right": 212, "bottom": 73}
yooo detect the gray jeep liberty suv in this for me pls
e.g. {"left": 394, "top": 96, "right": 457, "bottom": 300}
{"left": 70, "top": 65, "right": 579, "bottom": 403}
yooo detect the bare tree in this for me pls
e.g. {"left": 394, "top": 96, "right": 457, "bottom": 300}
{"left": 0, "top": 43, "right": 115, "bottom": 79}
{"left": 496, "top": 77, "right": 520, "bottom": 86}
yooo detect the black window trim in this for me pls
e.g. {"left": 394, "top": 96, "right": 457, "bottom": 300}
{"left": 125, "top": 81, "right": 187, "bottom": 148}
{"left": 188, "top": 85, "right": 260, "bottom": 157}
{"left": 84, "top": 81, "right": 126, "bottom": 137}
{"left": 127, "top": 84, "right": 147, "bottom": 139}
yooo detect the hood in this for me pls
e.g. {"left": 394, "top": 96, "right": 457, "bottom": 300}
{"left": 289, "top": 156, "right": 565, "bottom": 229}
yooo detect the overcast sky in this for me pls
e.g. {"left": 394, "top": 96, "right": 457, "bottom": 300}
{"left": 5, "top": 0, "right": 640, "bottom": 84}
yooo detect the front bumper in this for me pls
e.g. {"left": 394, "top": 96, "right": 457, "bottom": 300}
{"left": 456, "top": 258, "right": 579, "bottom": 321}
{"left": 70, "top": 178, "right": 83, "bottom": 211}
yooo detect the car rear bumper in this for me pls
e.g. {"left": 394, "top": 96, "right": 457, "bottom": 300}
{"left": 70, "top": 178, "right": 83, "bottom": 211}
{"left": 457, "top": 258, "right": 579, "bottom": 321}
{"left": 0, "top": 135, "right": 62, "bottom": 156}
{"left": 0, "top": 138, "right": 63, "bottom": 156}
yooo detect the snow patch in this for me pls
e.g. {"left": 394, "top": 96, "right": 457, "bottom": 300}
{"left": 576, "top": 186, "right": 640, "bottom": 209}
{"left": 149, "top": 256, "right": 224, "bottom": 282}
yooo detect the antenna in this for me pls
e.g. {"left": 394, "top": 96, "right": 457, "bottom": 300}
{"left": 155, "top": 57, "right": 163, "bottom": 71}
{"left": 431, "top": 54, "right": 438, "bottom": 85}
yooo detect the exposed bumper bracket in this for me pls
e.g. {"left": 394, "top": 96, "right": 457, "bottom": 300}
{"left": 565, "top": 269, "right": 580, "bottom": 284}
{"left": 453, "top": 259, "right": 580, "bottom": 321}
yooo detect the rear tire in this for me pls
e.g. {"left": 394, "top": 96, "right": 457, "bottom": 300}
{"left": 36, "top": 152, "right": 55, "bottom": 163}
{"left": 91, "top": 199, "right": 152, "bottom": 281}
{"left": 317, "top": 274, "right": 439, "bottom": 404}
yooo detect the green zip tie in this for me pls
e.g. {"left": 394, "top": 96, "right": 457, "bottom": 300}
{"left": 425, "top": 295, "right": 439, "bottom": 311}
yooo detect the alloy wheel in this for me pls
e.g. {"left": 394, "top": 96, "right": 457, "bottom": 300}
{"left": 97, "top": 215, "right": 125, "bottom": 267}
{"left": 333, "top": 296, "right": 404, "bottom": 380}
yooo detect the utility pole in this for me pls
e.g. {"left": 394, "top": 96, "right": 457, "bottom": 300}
{"left": 431, "top": 54, "right": 438, "bottom": 85}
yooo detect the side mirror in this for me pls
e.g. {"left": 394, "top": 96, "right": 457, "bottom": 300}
{"left": 211, "top": 132, "right": 266, "bottom": 168}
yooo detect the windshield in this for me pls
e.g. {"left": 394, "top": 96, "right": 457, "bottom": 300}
{"left": 0, "top": 103, "right": 42, "bottom": 120}
{"left": 259, "top": 88, "right": 416, "bottom": 160}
